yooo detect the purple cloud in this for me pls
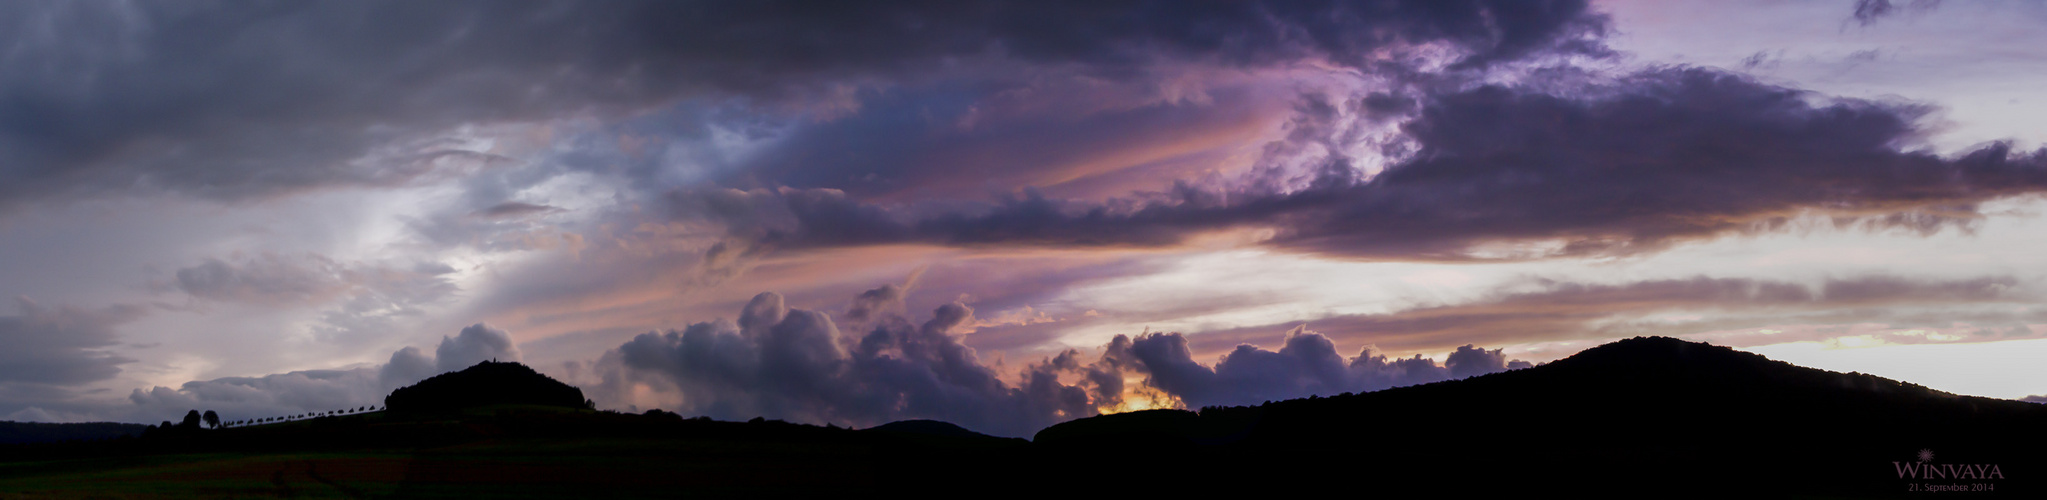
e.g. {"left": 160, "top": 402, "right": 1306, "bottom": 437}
{"left": 592, "top": 284, "right": 1523, "bottom": 434}
{"left": 673, "top": 68, "right": 2047, "bottom": 260}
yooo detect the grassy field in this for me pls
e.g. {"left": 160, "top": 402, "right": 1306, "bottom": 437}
{"left": 0, "top": 408, "right": 1016, "bottom": 499}
{"left": 0, "top": 452, "right": 406, "bottom": 499}
{"left": 0, "top": 438, "right": 924, "bottom": 498}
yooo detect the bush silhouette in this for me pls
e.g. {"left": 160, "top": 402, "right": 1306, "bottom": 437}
{"left": 202, "top": 410, "right": 220, "bottom": 429}
{"left": 384, "top": 360, "right": 589, "bottom": 413}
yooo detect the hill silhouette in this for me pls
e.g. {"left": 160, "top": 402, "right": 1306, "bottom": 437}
{"left": 7, "top": 337, "right": 2042, "bottom": 497}
{"left": 0, "top": 421, "right": 148, "bottom": 444}
{"left": 1037, "top": 336, "right": 2047, "bottom": 497}
{"left": 384, "top": 360, "right": 590, "bottom": 413}
{"left": 865, "top": 419, "right": 994, "bottom": 439}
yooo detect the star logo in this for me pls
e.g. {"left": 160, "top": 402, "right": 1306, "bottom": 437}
{"left": 1917, "top": 449, "right": 1934, "bottom": 463}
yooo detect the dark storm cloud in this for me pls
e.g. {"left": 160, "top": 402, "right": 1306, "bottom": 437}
{"left": 0, "top": 298, "right": 141, "bottom": 386}
{"left": 665, "top": 185, "right": 1215, "bottom": 250}
{"left": 0, "top": 0, "right": 1606, "bottom": 212}
{"left": 1179, "top": 275, "right": 2032, "bottom": 355}
{"left": 676, "top": 67, "right": 2047, "bottom": 260}
{"left": 719, "top": 80, "right": 1283, "bottom": 201}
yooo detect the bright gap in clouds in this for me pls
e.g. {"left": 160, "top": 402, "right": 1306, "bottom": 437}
{"left": 1042, "top": 199, "right": 2047, "bottom": 331}
{"left": 1600, "top": 0, "right": 2047, "bottom": 152}
{"left": 1744, "top": 338, "right": 2047, "bottom": 400}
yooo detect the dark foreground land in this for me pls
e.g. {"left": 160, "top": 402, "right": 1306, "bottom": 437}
{"left": 3, "top": 337, "right": 2044, "bottom": 498}
{"left": 1, "top": 408, "right": 1030, "bottom": 498}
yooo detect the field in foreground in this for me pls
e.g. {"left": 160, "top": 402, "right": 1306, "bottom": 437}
{"left": 1, "top": 411, "right": 1027, "bottom": 499}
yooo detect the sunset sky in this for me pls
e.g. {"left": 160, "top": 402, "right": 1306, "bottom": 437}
{"left": 4, "top": 0, "right": 2046, "bottom": 437}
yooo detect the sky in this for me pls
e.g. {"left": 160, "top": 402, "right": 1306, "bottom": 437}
{"left": 3, "top": 0, "right": 2046, "bottom": 437}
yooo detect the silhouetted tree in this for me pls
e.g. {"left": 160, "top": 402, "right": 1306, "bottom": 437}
{"left": 181, "top": 410, "right": 202, "bottom": 430}
{"left": 202, "top": 410, "right": 220, "bottom": 429}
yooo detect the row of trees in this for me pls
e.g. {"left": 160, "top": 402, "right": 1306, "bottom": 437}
{"left": 222, "top": 406, "right": 382, "bottom": 427}
{"left": 143, "top": 406, "right": 383, "bottom": 436}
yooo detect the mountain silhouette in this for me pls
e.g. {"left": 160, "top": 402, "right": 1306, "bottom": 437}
{"left": 1037, "top": 336, "right": 2047, "bottom": 497}
{"left": 11, "top": 337, "right": 2042, "bottom": 497}
{"left": 384, "top": 360, "right": 590, "bottom": 414}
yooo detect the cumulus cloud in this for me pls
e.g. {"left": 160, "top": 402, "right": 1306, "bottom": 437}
{"left": 377, "top": 323, "right": 523, "bottom": 391}
{"left": 1109, "top": 326, "right": 1521, "bottom": 408}
{"left": 842, "top": 283, "right": 909, "bottom": 328}
{"left": 434, "top": 324, "right": 523, "bottom": 372}
{"left": 592, "top": 285, "right": 1521, "bottom": 436}
{"left": 673, "top": 67, "right": 2047, "bottom": 260}
{"left": 599, "top": 290, "right": 1093, "bottom": 437}
{"left": 1445, "top": 344, "right": 1512, "bottom": 379}
{"left": 378, "top": 347, "right": 437, "bottom": 394}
